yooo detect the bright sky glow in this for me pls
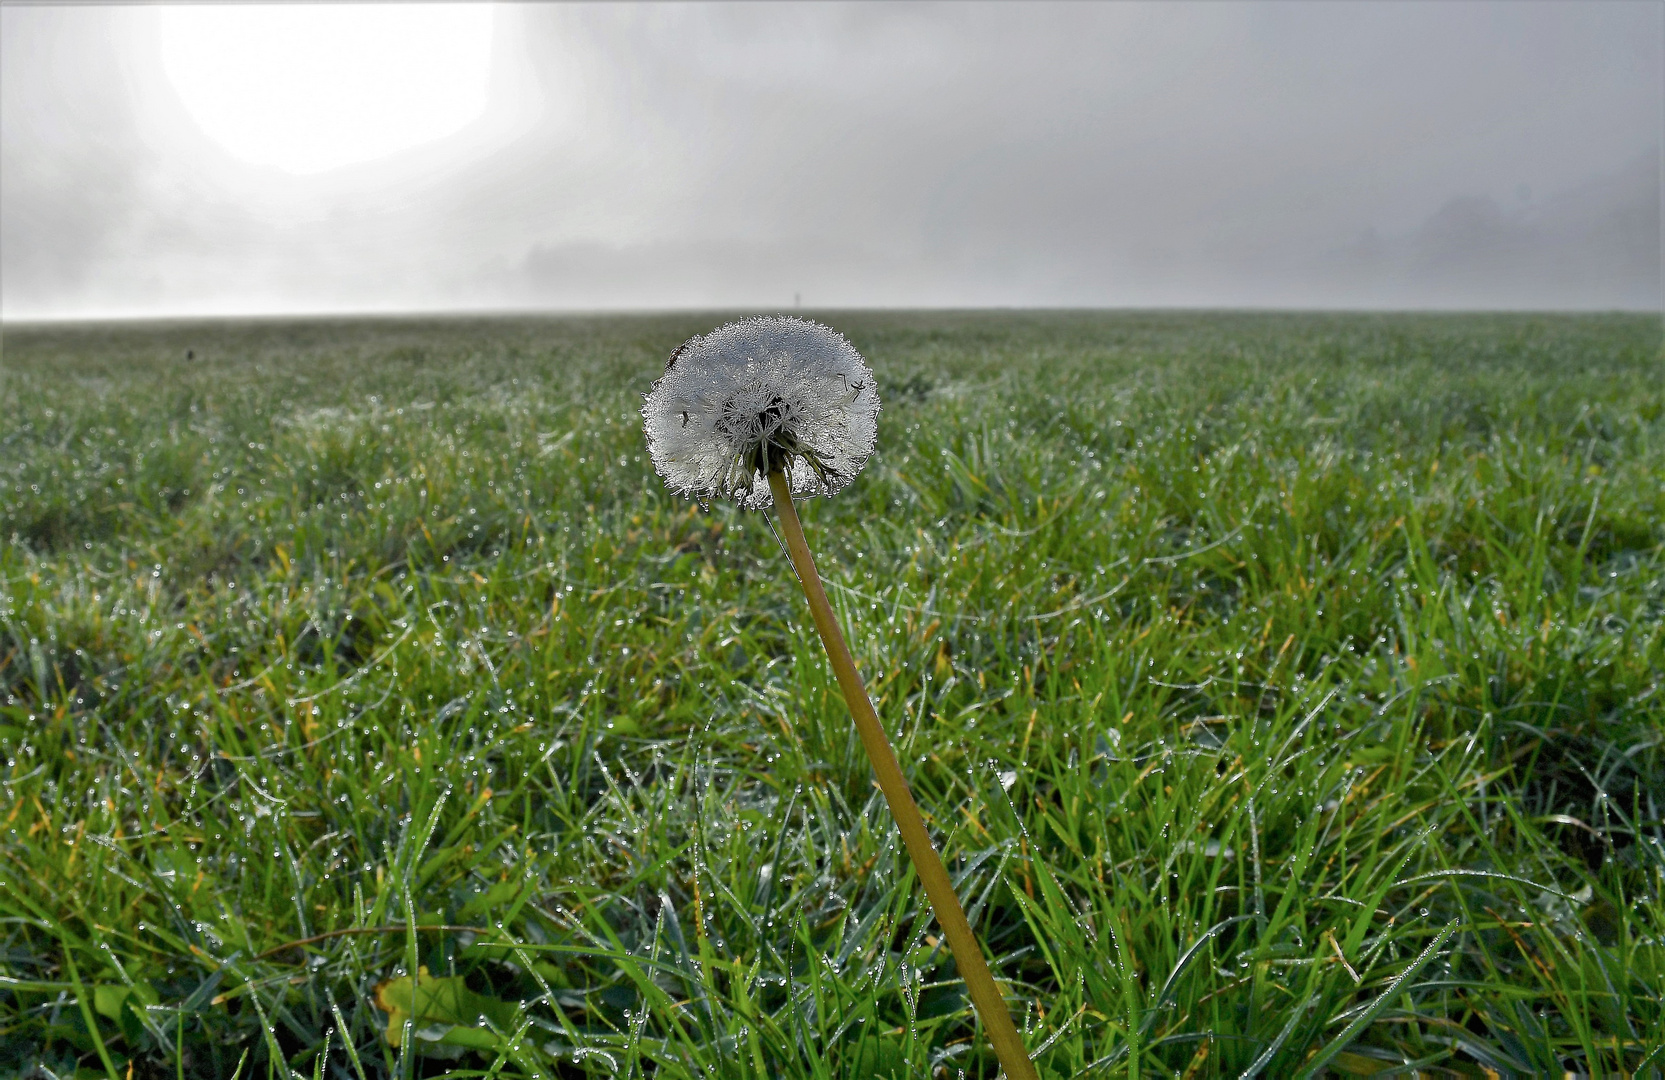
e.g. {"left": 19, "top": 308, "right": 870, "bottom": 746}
{"left": 158, "top": 5, "right": 495, "bottom": 175}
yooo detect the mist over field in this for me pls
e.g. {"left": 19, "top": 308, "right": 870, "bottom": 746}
{"left": 4, "top": 2, "right": 1665, "bottom": 1075}
{"left": 2, "top": 1, "right": 1661, "bottom": 319}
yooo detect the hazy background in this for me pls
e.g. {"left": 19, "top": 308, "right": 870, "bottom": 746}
{"left": 2, "top": 1, "right": 1661, "bottom": 320}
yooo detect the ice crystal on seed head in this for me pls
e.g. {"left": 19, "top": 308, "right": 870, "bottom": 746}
{"left": 642, "top": 317, "right": 880, "bottom": 509}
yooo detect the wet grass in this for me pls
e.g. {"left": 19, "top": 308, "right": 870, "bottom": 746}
{"left": 2, "top": 310, "right": 1662, "bottom": 1078}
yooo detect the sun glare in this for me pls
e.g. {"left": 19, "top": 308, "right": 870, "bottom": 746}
{"left": 158, "top": 5, "right": 496, "bottom": 176}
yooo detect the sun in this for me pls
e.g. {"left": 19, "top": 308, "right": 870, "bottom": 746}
{"left": 158, "top": 4, "right": 496, "bottom": 176}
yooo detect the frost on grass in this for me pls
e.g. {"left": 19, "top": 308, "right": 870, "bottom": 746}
{"left": 642, "top": 317, "right": 881, "bottom": 509}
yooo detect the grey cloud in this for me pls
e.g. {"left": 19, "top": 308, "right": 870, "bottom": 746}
{"left": 2, "top": 2, "right": 1659, "bottom": 318}
{"left": 482, "top": 1, "right": 1661, "bottom": 310}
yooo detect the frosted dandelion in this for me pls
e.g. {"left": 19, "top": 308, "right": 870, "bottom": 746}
{"left": 643, "top": 316, "right": 1039, "bottom": 1080}
{"left": 642, "top": 317, "right": 879, "bottom": 509}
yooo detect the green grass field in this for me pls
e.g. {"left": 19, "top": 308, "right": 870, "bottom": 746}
{"left": 3, "top": 311, "right": 1662, "bottom": 1079}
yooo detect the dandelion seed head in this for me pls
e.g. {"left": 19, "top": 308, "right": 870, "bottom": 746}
{"left": 642, "top": 317, "right": 881, "bottom": 509}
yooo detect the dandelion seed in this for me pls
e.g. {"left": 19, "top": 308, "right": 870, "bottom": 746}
{"left": 641, "top": 316, "right": 880, "bottom": 509}
{"left": 640, "top": 316, "right": 1039, "bottom": 1080}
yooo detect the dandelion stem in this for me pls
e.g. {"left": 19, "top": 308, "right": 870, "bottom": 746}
{"left": 767, "top": 470, "right": 1039, "bottom": 1080}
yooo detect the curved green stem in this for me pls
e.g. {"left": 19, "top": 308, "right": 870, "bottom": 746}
{"left": 767, "top": 471, "right": 1039, "bottom": 1080}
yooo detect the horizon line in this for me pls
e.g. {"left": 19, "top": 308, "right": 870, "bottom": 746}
{"left": 6, "top": 303, "right": 1664, "bottom": 328}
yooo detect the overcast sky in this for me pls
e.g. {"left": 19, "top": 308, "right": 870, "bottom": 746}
{"left": 2, "top": 1, "right": 1660, "bottom": 320}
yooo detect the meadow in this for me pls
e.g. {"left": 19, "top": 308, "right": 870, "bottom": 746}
{"left": 2, "top": 310, "right": 1662, "bottom": 1078}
